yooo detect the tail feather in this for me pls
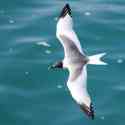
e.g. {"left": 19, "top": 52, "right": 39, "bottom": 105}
{"left": 88, "top": 53, "right": 107, "bottom": 65}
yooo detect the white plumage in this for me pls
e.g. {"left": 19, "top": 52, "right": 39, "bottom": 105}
{"left": 54, "top": 4, "right": 107, "bottom": 119}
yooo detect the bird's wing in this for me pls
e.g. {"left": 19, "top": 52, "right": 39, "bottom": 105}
{"left": 59, "top": 35, "right": 84, "bottom": 61}
{"left": 56, "top": 4, "right": 85, "bottom": 58}
{"left": 67, "top": 66, "right": 94, "bottom": 119}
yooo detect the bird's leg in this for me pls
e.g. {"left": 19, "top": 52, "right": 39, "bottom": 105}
{"left": 48, "top": 61, "right": 63, "bottom": 70}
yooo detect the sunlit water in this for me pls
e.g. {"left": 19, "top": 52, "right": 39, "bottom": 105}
{"left": 0, "top": 0, "right": 125, "bottom": 125}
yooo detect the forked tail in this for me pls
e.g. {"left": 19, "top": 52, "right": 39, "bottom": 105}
{"left": 88, "top": 53, "right": 107, "bottom": 65}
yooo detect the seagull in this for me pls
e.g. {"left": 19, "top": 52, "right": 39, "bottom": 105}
{"left": 49, "top": 4, "right": 107, "bottom": 120}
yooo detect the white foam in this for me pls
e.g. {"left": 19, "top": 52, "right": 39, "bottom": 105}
{"left": 57, "top": 84, "right": 63, "bottom": 89}
{"left": 9, "top": 19, "right": 15, "bottom": 24}
{"left": 45, "top": 50, "right": 51, "bottom": 54}
{"left": 117, "top": 59, "right": 123, "bottom": 64}
{"left": 25, "top": 71, "right": 29, "bottom": 75}
{"left": 100, "top": 116, "right": 105, "bottom": 120}
{"left": 84, "top": 11, "right": 91, "bottom": 16}
{"left": 36, "top": 41, "right": 50, "bottom": 47}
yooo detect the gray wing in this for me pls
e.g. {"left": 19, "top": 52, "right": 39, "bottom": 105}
{"left": 56, "top": 4, "right": 86, "bottom": 56}
{"left": 59, "top": 35, "right": 87, "bottom": 63}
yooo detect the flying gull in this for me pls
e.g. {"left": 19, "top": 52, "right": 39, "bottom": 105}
{"left": 49, "top": 4, "right": 107, "bottom": 120}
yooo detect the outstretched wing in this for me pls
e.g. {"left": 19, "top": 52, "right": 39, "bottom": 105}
{"left": 59, "top": 35, "right": 85, "bottom": 61}
{"left": 56, "top": 4, "right": 85, "bottom": 58}
{"left": 67, "top": 66, "right": 94, "bottom": 119}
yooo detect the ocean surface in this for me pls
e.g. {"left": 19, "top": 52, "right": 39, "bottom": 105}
{"left": 0, "top": 0, "right": 125, "bottom": 125}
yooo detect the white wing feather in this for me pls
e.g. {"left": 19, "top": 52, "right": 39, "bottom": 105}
{"left": 67, "top": 66, "right": 91, "bottom": 107}
{"left": 56, "top": 14, "right": 84, "bottom": 55}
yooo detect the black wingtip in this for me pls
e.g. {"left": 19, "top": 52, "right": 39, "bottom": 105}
{"left": 80, "top": 103, "right": 95, "bottom": 120}
{"left": 59, "top": 3, "right": 72, "bottom": 18}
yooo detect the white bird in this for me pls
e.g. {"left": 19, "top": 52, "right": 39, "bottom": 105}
{"left": 49, "top": 4, "right": 107, "bottom": 120}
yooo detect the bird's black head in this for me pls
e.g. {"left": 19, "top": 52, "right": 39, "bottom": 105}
{"left": 48, "top": 61, "right": 63, "bottom": 70}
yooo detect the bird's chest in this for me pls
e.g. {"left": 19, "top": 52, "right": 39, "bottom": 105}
{"left": 63, "top": 57, "right": 84, "bottom": 68}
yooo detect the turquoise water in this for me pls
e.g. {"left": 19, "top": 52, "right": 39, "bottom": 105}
{"left": 0, "top": 0, "right": 125, "bottom": 124}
